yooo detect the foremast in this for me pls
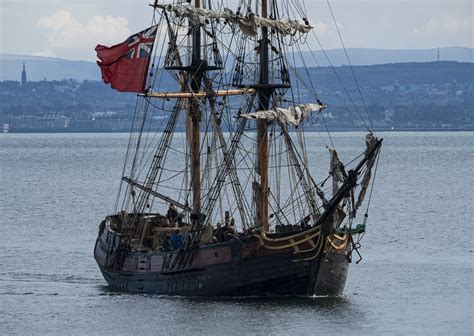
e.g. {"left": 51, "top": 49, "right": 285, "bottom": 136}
{"left": 256, "top": 0, "right": 270, "bottom": 232}
{"left": 190, "top": 0, "right": 203, "bottom": 224}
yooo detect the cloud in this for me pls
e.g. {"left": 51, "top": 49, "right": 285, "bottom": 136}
{"left": 415, "top": 14, "right": 472, "bottom": 34}
{"left": 37, "top": 10, "right": 131, "bottom": 50}
{"left": 313, "top": 21, "right": 329, "bottom": 34}
{"left": 32, "top": 49, "right": 56, "bottom": 58}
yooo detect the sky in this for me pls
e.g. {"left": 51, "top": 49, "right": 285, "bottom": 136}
{"left": 0, "top": 0, "right": 472, "bottom": 61}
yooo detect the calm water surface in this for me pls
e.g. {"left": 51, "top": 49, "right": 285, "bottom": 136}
{"left": 0, "top": 132, "right": 473, "bottom": 335}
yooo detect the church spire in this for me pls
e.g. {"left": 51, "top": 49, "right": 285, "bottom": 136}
{"left": 21, "top": 62, "right": 27, "bottom": 87}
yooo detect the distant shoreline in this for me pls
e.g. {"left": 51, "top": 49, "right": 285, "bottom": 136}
{"left": 3, "top": 127, "right": 473, "bottom": 134}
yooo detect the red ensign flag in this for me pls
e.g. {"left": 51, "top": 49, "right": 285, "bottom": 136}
{"left": 95, "top": 25, "right": 158, "bottom": 93}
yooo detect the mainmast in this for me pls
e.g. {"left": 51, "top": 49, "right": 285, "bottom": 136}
{"left": 190, "top": 0, "right": 203, "bottom": 221}
{"left": 256, "top": 0, "right": 270, "bottom": 231}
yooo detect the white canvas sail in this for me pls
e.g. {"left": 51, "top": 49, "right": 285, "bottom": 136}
{"left": 240, "top": 103, "right": 325, "bottom": 127}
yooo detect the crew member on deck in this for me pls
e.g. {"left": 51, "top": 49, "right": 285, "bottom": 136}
{"left": 300, "top": 215, "right": 311, "bottom": 230}
{"left": 167, "top": 204, "right": 179, "bottom": 224}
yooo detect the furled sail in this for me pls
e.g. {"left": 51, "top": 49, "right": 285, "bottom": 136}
{"left": 240, "top": 103, "right": 325, "bottom": 127}
{"left": 155, "top": 4, "right": 312, "bottom": 37}
{"left": 355, "top": 132, "right": 380, "bottom": 210}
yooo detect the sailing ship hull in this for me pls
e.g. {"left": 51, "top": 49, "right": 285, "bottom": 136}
{"left": 90, "top": 0, "right": 382, "bottom": 299}
{"left": 94, "top": 224, "right": 350, "bottom": 296}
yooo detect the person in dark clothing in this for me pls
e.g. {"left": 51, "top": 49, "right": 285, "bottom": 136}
{"left": 167, "top": 204, "right": 179, "bottom": 223}
{"left": 300, "top": 215, "right": 311, "bottom": 230}
{"left": 161, "top": 236, "right": 171, "bottom": 251}
{"left": 214, "top": 223, "right": 225, "bottom": 242}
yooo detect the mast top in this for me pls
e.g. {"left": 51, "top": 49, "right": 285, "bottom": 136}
{"left": 152, "top": 3, "right": 312, "bottom": 37}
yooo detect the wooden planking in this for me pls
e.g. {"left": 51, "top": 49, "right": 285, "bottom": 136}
{"left": 192, "top": 246, "right": 232, "bottom": 268}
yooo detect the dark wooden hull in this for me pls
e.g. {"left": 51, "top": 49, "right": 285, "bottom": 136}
{"left": 97, "top": 252, "right": 312, "bottom": 296}
{"left": 94, "top": 224, "right": 350, "bottom": 296}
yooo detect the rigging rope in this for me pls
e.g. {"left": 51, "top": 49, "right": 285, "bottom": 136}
{"left": 364, "top": 144, "right": 382, "bottom": 217}
{"left": 326, "top": 0, "right": 375, "bottom": 132}
{"left": 309, "top": 30, "right": 371, "bottom": 132}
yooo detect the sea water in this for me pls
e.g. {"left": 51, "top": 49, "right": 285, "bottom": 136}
{"left": 0, "top": 132, "right": 472, "bottom": 335}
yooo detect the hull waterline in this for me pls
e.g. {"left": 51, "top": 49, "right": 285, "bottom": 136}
{"left": 94, "top": 227, "right": 350, "bottom": 296}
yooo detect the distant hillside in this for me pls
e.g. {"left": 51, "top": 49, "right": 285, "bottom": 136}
{"left": 297, "top": 47, "right": 473, "bottom": 67}
{"left": 306, "top": 61, "right": 474, "bottom": 87}
{"left": 1, "top": 47, "right": 472, "bottom": 81}
{"left": 1, "top": 61, "right": 472, "bottom": 132}
{"left": 0, "top": 54, "right": 100, "bottom": 82}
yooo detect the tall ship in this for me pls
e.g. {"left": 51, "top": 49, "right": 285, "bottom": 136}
{"left": 94, "top": 0, "right": 382, "bottom": 296}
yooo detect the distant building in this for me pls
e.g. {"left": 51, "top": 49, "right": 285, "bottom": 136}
{"left": 21, "top": 62, "right": 27, "bottom": 87}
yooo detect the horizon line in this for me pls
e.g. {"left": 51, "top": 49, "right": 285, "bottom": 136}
{"left": 1, "top": 46, "right": 472, "bottom": 63}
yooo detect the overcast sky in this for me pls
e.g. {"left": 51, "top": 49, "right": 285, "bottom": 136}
{"left": 1, "top": 0, "right": 472, "bottom": 61}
